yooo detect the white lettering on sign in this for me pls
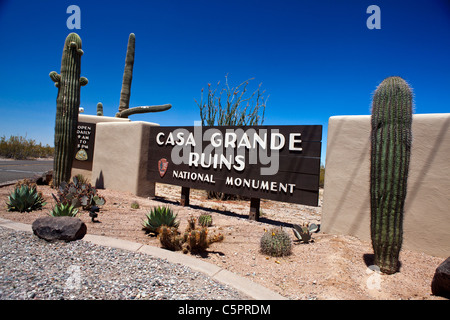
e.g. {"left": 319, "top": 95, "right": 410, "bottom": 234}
{"left": 76, "top": 124, "right": 92, "bottom": 150}
{"left": 156, "top": 127, "right": 303, "bottom": 176}
{"left": 173, "top": 170, "right": 216, "bottom": 184}
{"left": 188, "top": 153, "right": 245, "bottom": 172}
{"left": 156, "top": 130, "right": 300, "bottom": 151}
{"left": 225, "top": 176, "right": 296, "bottom": 194}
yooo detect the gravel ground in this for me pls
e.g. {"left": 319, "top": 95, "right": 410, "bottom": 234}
{"left": 1, "top": 184, "right": 444, "bottom": 300}
{"left": 0, "top": 226, "right": 249, "bottom": 300}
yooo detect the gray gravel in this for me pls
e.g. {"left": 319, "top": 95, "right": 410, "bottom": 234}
{"left": 0, "top": 226, "right": 248, "bottom": 300}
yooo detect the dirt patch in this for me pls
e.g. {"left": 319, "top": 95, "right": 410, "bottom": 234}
{"left": 0, "top": 183, "right": 445, "bottom": 300}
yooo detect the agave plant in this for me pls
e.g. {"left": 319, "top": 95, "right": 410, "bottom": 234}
{"left": 142, "top": 206, "right": 179, "bottom": 235}
{"left": 292, "top": 223, "right": 319, "bottom": 243}
{"left": 50, "top": 203, "right": 79, "bottom": 217}
{"left": 6, "top": 185, "right": 47, "bottom": 212}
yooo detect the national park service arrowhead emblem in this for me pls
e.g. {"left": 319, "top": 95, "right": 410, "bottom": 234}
{"left": 158, "top": 158, "right": 169, "bottom": 177}
{"left": 75, "top": 149, "right": 88, "bottom": 161}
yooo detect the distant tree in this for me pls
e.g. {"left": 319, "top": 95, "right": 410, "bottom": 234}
{"left": 0, "top": 135, "right": 54, "bottom": 160}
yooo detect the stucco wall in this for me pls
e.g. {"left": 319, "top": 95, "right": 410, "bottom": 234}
{"left": 71, "top": 114, "right": 130, "bottom": 180}
{"left": 91, "top": 121, "right": 159, "bottom": 197}
{"left": 322, "top": 113, "right": 450, "bottom": 258}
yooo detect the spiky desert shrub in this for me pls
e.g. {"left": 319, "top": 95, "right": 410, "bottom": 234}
{"left": 195, "top": 75, "right": 267, "bottom": 127}
{"left": 195, "top": 75, "right": 268, "bottom": 201}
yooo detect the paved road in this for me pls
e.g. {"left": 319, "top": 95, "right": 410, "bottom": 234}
{"left": 0, "top": 160, "right": 53, "bottom": 184}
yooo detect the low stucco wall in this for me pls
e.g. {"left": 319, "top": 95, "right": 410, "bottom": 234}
{"left": 322, "top": 113, "right": 450, "bottom": 258}
{"left": 71, "top": 115, "right": 130, "bottom": 180}
{"left": 91, "top": 121, "right": 159, "bottom": 197}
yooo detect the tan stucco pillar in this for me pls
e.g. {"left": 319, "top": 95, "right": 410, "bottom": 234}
{"left": 322, "top": 114, "right": 450, "bottom": 257}
{"left": 71, "top": 115, "right": 130, "bottom": 181}
{"left": 91, "top": 121, "right": 159, "bottom": 198}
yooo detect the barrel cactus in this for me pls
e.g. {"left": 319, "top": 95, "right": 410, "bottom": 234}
{"left": 370, "top": 76, "right": 413, "bottom": 274}
{"left": 50, "top": 33, "right": 88, "bottom": 187}
{"left": 260, "top": 227, "right": 292, "bottom": 257}
{"left": 115, "top": 33, "right": 172, "bottom": 118}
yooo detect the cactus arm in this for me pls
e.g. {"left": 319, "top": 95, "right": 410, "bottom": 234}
{"left": 49, "top": 71, "right": 61, "bottom": 88}
{"left": 118, "top": 33, "right": 135, "bottom": 115}
{"left": 69, "top": 41, "right": 84, "bottom": 55}
{"left": 80, "top": 77, "right": 88, "bottom": 86}
{"left": 113, "top": 33, "right": 172, "bottom": 119}
{"left": 49, "top": 71, "right": 61, "bottom": 83}
{"left": 115, "top": 104, "right": 172, "bottom": 118}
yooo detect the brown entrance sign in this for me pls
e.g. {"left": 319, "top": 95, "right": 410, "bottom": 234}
{"left": 148, "top": 125, "right": 322, "bottom": 209}
{"left": 74, "top": 122, "right": 96, "bottom": 163}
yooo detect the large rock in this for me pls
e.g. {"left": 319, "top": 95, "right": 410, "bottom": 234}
{"left": 29, "top": 170, "right": 53, "bottom": 185}
{"left": 32, "top": 216, "right": 87, "bottom": 242}
{"left": 431, "top": 256, "right": 450, "bottom": 299}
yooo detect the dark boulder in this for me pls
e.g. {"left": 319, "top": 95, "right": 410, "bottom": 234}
{"left": 431, "top": 256, "right": 450, "bottom": 299}
{"left": 32, "top": 216, "right": 87, "bottom": 242}
{"left": 29, "top": 170, "right": 53, "bottom": 185}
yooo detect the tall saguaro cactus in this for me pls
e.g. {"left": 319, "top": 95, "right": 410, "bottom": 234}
{"left": 115, "top": 33, "right": 172, "bottom": 118}
{"left": 50, "top": 33, "right": 88, "bottom": 187}
{"left": 118, "top": 33, "right": 135, "bottom": 115}
{"left": 370, "top": 76, "right": 413, "bottom": 274}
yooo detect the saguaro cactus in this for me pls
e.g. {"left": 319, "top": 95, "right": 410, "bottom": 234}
{"left": 50, "top": 33, "right": 88, "bottom": 187}
{"left": 370, "top": 76, "right": 413, "bottom": 274}
{"left": 115, "top": 33, "right": 171, "bottom": 118}
{"left": 118, "top": 33, "right": 135, "bottom": 115}
{"left": 96, "top": 102, "right": 103, "bottom": 116}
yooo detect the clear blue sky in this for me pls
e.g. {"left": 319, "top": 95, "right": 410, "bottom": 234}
{"left": 1, "top": 0, "right": 449, "bottom": 164}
